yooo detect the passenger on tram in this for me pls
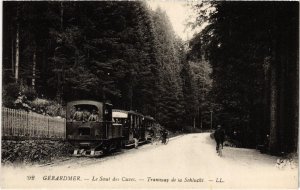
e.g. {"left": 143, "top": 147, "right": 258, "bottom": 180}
{"left": 88, "top": 109, "right": 99, "bottom": 121}
{"left": 72, "top": 107, "right": 83, "bottom": 121}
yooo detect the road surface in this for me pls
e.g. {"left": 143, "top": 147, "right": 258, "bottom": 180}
{"left": 1, "top": 133, "right": 298, "bottom": 189}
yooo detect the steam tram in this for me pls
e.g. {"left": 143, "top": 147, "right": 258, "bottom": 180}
{"left": 66, "top": 100, "right": 123, "bottom": 156}
{"left": 66, "top": 100, "right": 156, "bottom": 156}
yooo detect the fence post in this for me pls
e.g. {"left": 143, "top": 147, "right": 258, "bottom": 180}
{"left": 12, "top": 109, "right": 15, "bottom": 136}
{"left": 9, "top": 108, "right": 12, "bottom": 135}
{"left": 22, "top": 110, "right": 24, "bottom": 136}
{"left": 2, "top": 108, "right": 5, "bottom": 136}
{"left": 64, "top": 118, "right": 66, "bottom": 140}
{"left": 9, "top": 108, "right": 12, "bottom": 136}
{"left": 26, "top": 111, "right": 29, "bottom": 137}
{"left": 47, "top": 118, "right": 49, "bottom": 138}
{"left": 30, "top": 112, "right": 33, "bottom": 137}
{"left": 2, "top": 108, "right": 4, "bottom": 136}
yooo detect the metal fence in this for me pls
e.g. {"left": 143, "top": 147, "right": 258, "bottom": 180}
{"left": 1, "top": 107, "right": 66, "bottom": 139}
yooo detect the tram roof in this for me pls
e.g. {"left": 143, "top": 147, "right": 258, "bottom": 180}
{"left": 67, "top": 100, "right": 104, "bottom": 107}
{"left": 112, "top": 109, "right": 143, "bottom": 117}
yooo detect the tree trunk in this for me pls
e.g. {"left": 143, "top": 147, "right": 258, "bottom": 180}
{"left": 269, "top": 3, "right": 299, "bottom": 154}
{"left": 60, "top": 2, "right": 64, "bottom": 30}
{"left": 11, "top": 37, "right": 14, "bottom": 75}
{"left": 129, "top": 83, "right": 133, "bottom": 110}
{"left": 290, "top": 3, "right": 299, "bottom": 153}
{"left": 262, "top": 57, "right": 271, "bottom": 145}
{"left": 278, "top": 49, "right": 286, "bottom": 153}
{"left": 293, "top": 52, "right": 299, "bottom": 153}
{"left": 287, "top": 4, "right": 299, "bottom": 153}
{"left": 293, "top": 33, "right": 299, "bottom": 153}
{"left": 32, "top": 48, "right": 36, "bottom": 89}
{"left": 55, "top": 2, "right": 64, "bottom": 103}
{"left": 15, "top": 24, "right": 19, "bottom": 82}
{"left": 268, "top": 5, "right": 280, "bottom": 155}
{"left": 268, "top": 55, "right": 278, "bottom": 154}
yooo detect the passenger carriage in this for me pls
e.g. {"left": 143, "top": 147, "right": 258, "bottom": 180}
{"left": 112, "top": 109, "right": 146, "bottom": 148}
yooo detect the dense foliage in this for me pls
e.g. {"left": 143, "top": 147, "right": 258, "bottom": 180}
{"left": 3, "top": 1, "right": 210, "bottom": 130}
{"left": 190, "top": 2, "right": 298, "bottom": 154}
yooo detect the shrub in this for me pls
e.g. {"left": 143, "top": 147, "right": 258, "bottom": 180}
{"left": 30, "top": 98, "right": 50, "bottom": 107}
{"left": 29, "top": 98, "right": 50, "bottom": 114}
{"left": 3, "top": 83, "right": 20, "bottom": 108}
{"left": 29, "top": 98, "right": 65, "bottom": 117}
{"left": 3, "top": 83, "right": 37, "bottom": 109}
{"left": 3, "top": 83, "right": 20, "bottom": 99}
{"left": 45, "top": 103, "right": 65, "bottom": 117}
{"left": 22, "top": 86, "right": 37, "bottom": 101}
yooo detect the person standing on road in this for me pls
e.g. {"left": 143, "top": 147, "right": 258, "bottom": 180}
{"left": 161, "top": 128, "right": 168, "bottom": 144}
{"left": 214, "top": 125, "right": 225, "bottom": 152}
{"left": 149, "top": 128, "right": 155, "bottom": 144}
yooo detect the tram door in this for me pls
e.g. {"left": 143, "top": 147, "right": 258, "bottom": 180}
{"left": 129, "top": 114, "right": 134, "bottom": 141}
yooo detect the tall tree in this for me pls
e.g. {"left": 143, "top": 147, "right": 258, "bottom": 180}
{"left": 190, "top": 1, "right": 298, "bottom": 153}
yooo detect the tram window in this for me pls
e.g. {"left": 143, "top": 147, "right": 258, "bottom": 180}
{"left": 70, "top": 104, "right": 100, "bottom": 121}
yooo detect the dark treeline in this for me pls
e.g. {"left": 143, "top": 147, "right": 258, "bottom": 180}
{"left": 2, "top": 1, "right": 211, "bottom": 131}
{"left": 189, "top": 2, "right": 298, "bottom": 154}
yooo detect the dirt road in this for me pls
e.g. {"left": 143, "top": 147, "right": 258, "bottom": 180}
{"left": 1, "top": 133, "right": 297, "bottom": 189}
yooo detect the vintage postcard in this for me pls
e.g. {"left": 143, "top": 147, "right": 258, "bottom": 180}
{"left": 1, "top": 0, "right": 298, "bottom": 189}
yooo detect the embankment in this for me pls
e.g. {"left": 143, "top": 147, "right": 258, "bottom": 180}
{"left": 1, "top": 138, "right": 73, "bottom": 165}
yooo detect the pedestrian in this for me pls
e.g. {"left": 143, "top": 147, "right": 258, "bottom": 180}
{"left": 149, "top": 128, "right": 155, "bottom": 144}
{"left": 214, "top": 125, "right": 225, "bottom": 152}
{"left": 161, "top": 128, "right": 168, "bottom": 144}
{"left": 133, "top": 138, "right": 138, "bottom": 148}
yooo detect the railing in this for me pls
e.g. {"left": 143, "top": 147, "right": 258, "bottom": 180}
{"left": 1, "top": 107, "right": 66, "bottom": 139}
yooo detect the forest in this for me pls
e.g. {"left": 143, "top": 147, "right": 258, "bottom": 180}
{"left": 189, "top": 1, "right": 298, "bottom": 154}
{"left": 2, "top": 1, "right": 298, "bottom": 155}
{"left": 3, "top": 1, "right": 211, "bottom": 132}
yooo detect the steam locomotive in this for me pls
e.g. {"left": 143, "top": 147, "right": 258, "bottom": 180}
{"left": 66, "top": 100, "right": 156, "bottom": 156}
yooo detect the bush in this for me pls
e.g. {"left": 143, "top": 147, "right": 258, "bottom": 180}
{"left": 3, "top": 96, "right": 16, "bottom": 108}
{"left": 3, "top": 83, "right": 20, "bottom": 99}
{"left": 22, "top": 86, "right": 37, "bottom": 101}
{"left": 3, "top": 83, "right": 37, "bottom": 108}
{"left": 3, "top": 83, "right": 65, "bottom": 117}
{"left": 30, "top": 98, "right": 49, "bottom": 107}
{"left": 29, "top": 98, "right": 65, "bottom": 117}
{"left": 3, "top": 83, "right": 20, "bottom": 108}
{"left": 45, "top": 104, "right": 65, "bottom": 117}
